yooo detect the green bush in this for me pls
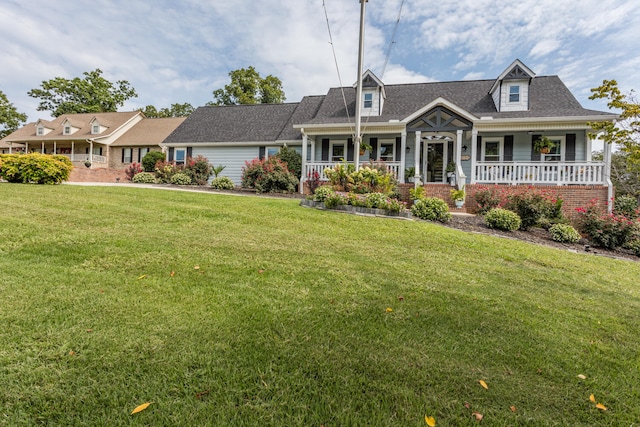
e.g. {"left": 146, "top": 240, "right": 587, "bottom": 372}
{"left": 614, "top": 195, "right": 639, "bottom": 219}
{"left": 575, "top": 200, "right": 638, "bottom": 249}
{"left": 485, "top": 208, "right": 521, "bottom": 231}
{"left": 0, "top": 153, "right": 73, "bottom": 184}
{"left": 272, "top": 145, "right": 302, "bottom": 179}
{"left": 549, "top": 223, "right": 581, "bottom": 243}
{"left": 141, "top": 151, "right": 166, "bottom": 172}
{"left": 241, "top": 157, "right": 298, "bottom": 193}
{"left": 313, "top": 186, "right": 335, "bottom": 202}
{"left": 170, "top": 172, "right": 192, "bottom": 185}
{"left": 154, "top": 161, "right": 179, "bottom": 183}
{"left": 132, "top": 172, "right": 157, "bottom": 183}
{"left": 184, "top": 155, "right": 212, "bottom": 185}
{"left": 411, "top": 197, "right": 451, "bottom": 223}
{"left": 323, "top": 192, "right": 348, "bottom": 209}
{"left": 210, "top": 176, "right": 235, "bottom": 190}
{"left": 624, "top": 239, "right": 640, "bottom": 257}
{"left": 324, "top": 162, "right": 397, "bottom": 194}
{"left": 503, "top": 191, "right": 562, "bottom": 230}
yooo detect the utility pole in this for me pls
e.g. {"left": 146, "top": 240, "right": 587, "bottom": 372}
{"left": 353, "top": 0, "right": 367, "bottom": 171}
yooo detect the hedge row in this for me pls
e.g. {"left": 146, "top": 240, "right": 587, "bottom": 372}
{"left": 0, "top": 153, "right": 73, "bottom": 184}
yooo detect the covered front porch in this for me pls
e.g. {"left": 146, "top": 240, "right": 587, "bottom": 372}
{"left": 20, "top": 140, "right": 108, "bottom": 167}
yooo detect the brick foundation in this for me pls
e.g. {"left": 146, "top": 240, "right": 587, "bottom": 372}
{"left": 69, "top": 166, "right": 127, "bottom": 183}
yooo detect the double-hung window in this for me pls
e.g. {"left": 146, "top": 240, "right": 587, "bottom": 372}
{"left": 175, "top": 148, "right": 186, "bottom": 165}
{"left": 508, "top": 85, "right": 520, "bottom": 103}
{"left": 122, "top": 148, "right": 132, "bottom": 163}
{"left": 364, "top": 93, "right": 373, "bottom": 109}
{"left": 483, "top": 139, "right": 502, "bottom": 162}
{"left": 379, "top": 142, "right": 394, "bottom": 161}
{"left": 331, "top": 143, "right": 345, "bottom": 162}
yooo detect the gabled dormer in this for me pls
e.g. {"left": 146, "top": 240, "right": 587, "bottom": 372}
{"left": 89, "top": 117, "right": 111, "bottom": 135}
{"left": 35, "top": 119, "right": 55, "bottom": 136}
{"left": 61, "top": 118, "right": 81, "bottom": 135}
{"left": 354, "top": 70, "right": 386, "bottom": 117}
{"left": 489, "top": 59, "right": 535, "bottom": 113}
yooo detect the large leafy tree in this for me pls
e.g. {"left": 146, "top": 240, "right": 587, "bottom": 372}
{"left": 27, "top": 69, "right": 138, "bottom": 117}
{"left": 0, "top": 90, "right": 28, "bottom": 139}
{"left": 593, "top": 150, "right": 640, "bottom": 198}
{"left": 141, "top": 103, "right": 194, "bottom": 118}
{"left": 207, "top": 66, "right": 285, "bottom": 106}
{"left": 589, "top": 79, "right": 640, "bottom": 163}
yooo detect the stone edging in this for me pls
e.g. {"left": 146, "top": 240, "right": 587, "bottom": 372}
{"left": 300, "top": 199, "right": 413, "bottom": 219}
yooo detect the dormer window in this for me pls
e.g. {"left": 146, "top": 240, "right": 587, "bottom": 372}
{"left": 64, "top": 126, "right": 71, "bottom": 135}
{"left": 364, "top": 93, "right": 373, "bottom": 109}
{"left": 509, "top": 85, "right": 520, "bottom": 103}
{"left": 92, "top": 124, "right": 100, "bottom": 134}
{"left": 37, "top": 126, "right": 44, "bottom": 136}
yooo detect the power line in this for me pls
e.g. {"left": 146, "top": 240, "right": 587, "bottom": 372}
{"left": 380, "top": 0, "right": 405, "bottom": 79}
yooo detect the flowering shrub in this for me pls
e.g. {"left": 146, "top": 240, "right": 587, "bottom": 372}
{"left": 323, "top": 192, "right": 349, "bottom": 208}
{"left": 184, "top": 155, "right": 212, "bottom": 185}
{"left": 549, "top": 223, "right": 582, "bottom": 243}
{"left": 411, "top": 197, "right": 451, "bottom": 223}
{"left": 210, "top": 176, "right": 234, "bottom": 190}
{"left": 473, "top": 185, "right": 563, "bottom": 229}
{"left": 124, "top": 162, "right": 143, "bottom": 181}
{"left": 324, "top": 162, "right": 397, "bottom": 194}
{"left": 241, "top": 157, "right": 298, "bottom": 193}
{"left": 155, "top": 161, "right": 180, "bottom": 183}
{"left": 171, "top": 172, "right": 192, "bottom": 185}
{"left": 271, "top": 145, "right": 302, "bottom": 179}
{"left": 306, "top": 170, "right": 321, "bottom": 194}
{"left": 485, "top": 208, "right": 521, "bottom": 231}
{"left": 132, "top": 172, "right": 156, "bottom": 183}
{"left": 313, "top": 185, "right": 335, "bottom": 202}
{"left": 575, "top": 199, "right": 639, "bottom": 249}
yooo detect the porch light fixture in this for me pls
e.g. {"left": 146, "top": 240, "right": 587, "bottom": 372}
{"left": 462, "top": 145, "right": 468, "bottom": 152}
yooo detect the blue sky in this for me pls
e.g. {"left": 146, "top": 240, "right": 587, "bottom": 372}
{"left": 1, "top": 0, "right": 638, "bottom": 123}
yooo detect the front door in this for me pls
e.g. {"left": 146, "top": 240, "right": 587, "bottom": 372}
{"left": 426, "top": 143, "right": 444, "bottom": 183}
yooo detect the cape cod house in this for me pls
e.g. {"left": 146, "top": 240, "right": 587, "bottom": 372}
{"left": 1, "top": 112, "right": 185, "bottom": 182}
{"left": 163, "top": 60, "right": 617, "bottom": 211}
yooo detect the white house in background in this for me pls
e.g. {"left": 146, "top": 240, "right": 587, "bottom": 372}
{"left": 162, "top": 59, "right": 617, "bottom": 207}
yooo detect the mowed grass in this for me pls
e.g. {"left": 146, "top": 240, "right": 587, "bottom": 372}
{"left": 0, "top": 184, "right": 639, "bottom": 426}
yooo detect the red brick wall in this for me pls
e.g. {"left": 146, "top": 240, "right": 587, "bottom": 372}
{"left": 69, "top": 166, "right": 127, "bottom": 183}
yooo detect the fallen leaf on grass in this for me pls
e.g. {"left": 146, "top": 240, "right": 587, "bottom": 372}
{"left": 86, "top": 329, "right": 93, "bottom": 333}
{"left": 195, "top": 389, "right": 210, "bottom": 400}
{"left": 194, "top": 265, "right": 200, "bottom": 270}
{"left": 137, "top": 274, "right": 147, "bottom": 280}
{"left": 258, "top": 269, "right": 264, "bottom": 274}
{"left": 479, "top": 380, "right": 488, "bottom": 390}
{"left": 510, "top": 405, "right": 516, "bottom": 412}
{"left": 425, "top": 415, "right": 436, "bottom": 426}
{"left": 595, "top": 403, "right": 607, "bottom": 411}
{"left": 577, "top": 374, "right": 586, "bottom": 380}
{"left": 170, "top": 271, "right": 175, "bottom": 277}
{"left": 472, "top": 412, "right": 483, "bottom": 421}
{"left": 131, "top": 402, "right": 151, "bottom": 414}
{"left": 464, "top": 402, "right": 471, "bottom": 409}
{"left": 589, "top": 394, "right": 596, "bottom": 403}
{"left": 398, "top": 295, "right": 404, "bottom": 301}
{"left": 386, "top": 307, "right": 393, "bottom": 313}
{"left": 68, "top": 350, "right": 76, "bottom": 356}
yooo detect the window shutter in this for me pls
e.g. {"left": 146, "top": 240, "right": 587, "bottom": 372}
{"left": 122, "top": 149, "right": 125, "bottom": 163}
{"left": 138, "top": 149, "right": 142, "bottom": 163}
{"left": 504, "top": 135, "right": 514, "bottom": 161}
{"left": 395, "top": 137, "right": 401, "bottom": 161}
{"left": 565, "top": 134, "right": 576, "bottom": 161}
{"left": 531, "top": 135, "right": 541, "bottom": 161}
{"left": 476, "top": 136, "right": 482, "bottom": 161}
{"left": 370, "top": 138, "right": 377, "bottom": 160}
{"left": 168, "top": 147, "right": 175, "bottom": 162}
{"left": 187, "top": 147, "right": 193, "bottom": 159}
{"left": 347, "top": 138, "right": 354, "bottom": 161}
{"left": 321, "top": 139, "right": 329, "bottom": 161}
{"left": 99, "top": 147, "right": 103, "bottom": 156}
{"left": 258, "top": 146, "right": 266, "bottom": 160}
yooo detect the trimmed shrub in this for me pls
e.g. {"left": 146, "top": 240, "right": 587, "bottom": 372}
{"left": 141, "top": 151, "right": 166, "bottom": 172}
{"left": 473, "top": 185, "right": 503, "bottom": 214}
{"left": 241, "top": 157, "right": 298, "bottom": 193}
{"left": 411, "top": 197, "right": 451, "bottom": 223}
{"left": 614, "top": 195, "right": 639, "bottom": 219}
{"left": 124, "top": 162, "right": 143, "bottom": 181}
{"left": 313, "top": 185, "right": 335, "bottom": 202}
{"left": 549, "top": 223, "right": 581, "bottom": 243}
{"left": 132, "top": 172, "right": 157, "bottom": 183}
{"left": 154, "top": 161, "right": 179, "bottom": 183}
{"left": 272, "top": 145, "right": 302, "bottom": 179}
{"left": 0, "top": 153, "right": 73, "bottom": 184}
{"left": 171, "top": 172, "right": 192, "bottom": 185}
{"left": 210, "top": 176, "right": 235, "bottom": 190}
{"left": 324, "top": 162, "right": 397, "bottom": 194}
{"left": 323, "top": 192, "right": 348, "bottom": 209}
{"left": 485, "top": 208, "right": 521, "bottom": 231}
{"left": 503, "top": 191, "right": 562, "bottom": 230}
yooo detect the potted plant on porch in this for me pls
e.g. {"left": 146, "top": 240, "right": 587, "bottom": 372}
{"left": 450, "top": 187, "right": 465, "bottom": 208}
{"left": 446, "top": 162, "right": 456, "bottom": 178}
{"left": 534, "top": 136, "right": 556, "bottom": 154}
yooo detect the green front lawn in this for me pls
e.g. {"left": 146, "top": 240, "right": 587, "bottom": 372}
{"left": 1, "top": 184, "right": 639, "bottom": 425}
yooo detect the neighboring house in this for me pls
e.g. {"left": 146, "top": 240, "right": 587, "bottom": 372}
{"left": 0, "top": 112, "right": 184, "bottom": 182}
{"left": 163, "top": 59, "right": 617, "bottom": 210}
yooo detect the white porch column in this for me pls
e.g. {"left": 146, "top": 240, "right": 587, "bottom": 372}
{"left": 8, "top": 143, "right": 11, "bottom": 154}
{"left": 310, "top": 138, "right": 316, "bottom": 162}
{"left": 41, "top": 142, "right": 45, "bottom": 153}
{"left": 399, "top": 130, "right": 407, "bottom": 183}
{"left": 300, "top": 129, "right": 308, "bottom": 194}
{"left": 414, "top": 131, "right": 421, "bottom": 187}
{"left": 470, "top": 129, "right": 478, "bottom": 184}
{"left": 586, "top": 132, "right": 594, "bottom": 161}
{"left": 456, "top": 129, "right": 464, "bottom": 188}
{"left": 53, "top": 141, "right": 57, "bottom": 155}
{"left": 71, "top": 141, "right": 75, "bottom": 161}
{"left": 89, "top": 140, "right": 94, "bottom": 167}
{"left": 26, "top": 142, "right": 29, "bottom": 153}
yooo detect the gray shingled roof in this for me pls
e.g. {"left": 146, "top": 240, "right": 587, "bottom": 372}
{"left": 163, "top": 75, "right": 615, "bottom": 145}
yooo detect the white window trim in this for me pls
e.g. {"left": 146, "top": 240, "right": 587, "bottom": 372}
{"left": 64, "top": 126, "right": 71, "bottom": 135}
{"left": 91, "top": 124, "right": 100, "bottom": 134}
{"left": 174, "top": 148, "right": 186, "bottom": 164}
{"left": 482, "top": 137, "right": 504, "bottom": 162}
{"left": 363, "top": 92, "right": 373, "bottom": 109}
{"left": 37, "top": 126, "right": 44, "bottom": 136}
{"left": 378, "top": 140, "right": 395, "bottom": 162}
{"left": 330, "top": 141, "right": 346, "bottom": 162}
{"left": 123, "top": 148, "right": 133, "bottom": 163}
{"left": 508, "top": 84, "right": 520, "bottom": 103}
{"left": 264, "top": 146, "right": 280, "bottom": 159}
{"left": 541, "top": 136, "right": 565, "bottom": 162}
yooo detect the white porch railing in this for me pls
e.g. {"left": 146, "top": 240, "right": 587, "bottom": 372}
{"left": 62, "top": 154, "right": 107, "bottom": 164}
{"left": 304, "top": 161, "right": 401, "bottom": 181}
{"left": 474, "top": 161, "right": 606, "bottom": 185}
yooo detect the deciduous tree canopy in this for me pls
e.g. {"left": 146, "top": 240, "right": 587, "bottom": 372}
{"left": 142, "top": 103, "right": 195, "bottom": 118}
{"left": 207, "top": 66, "right": 285, "bottom": 106}
{"left": 27, "top": 69, "right": 138, "bottom": 117}
{"left": 0, "top": 90, "right": 28, "bottom": 139}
